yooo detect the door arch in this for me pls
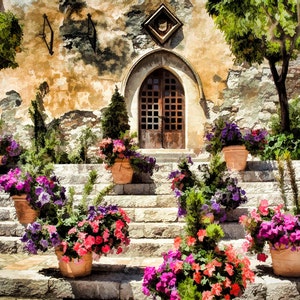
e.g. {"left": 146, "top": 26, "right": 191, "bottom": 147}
{"left": 139, "top": 68, "right": 185, "bottom": 149}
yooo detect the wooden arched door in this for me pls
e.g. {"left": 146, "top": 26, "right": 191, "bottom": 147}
{"left": 139, "top": 68, "right": 185, "bottom": 149}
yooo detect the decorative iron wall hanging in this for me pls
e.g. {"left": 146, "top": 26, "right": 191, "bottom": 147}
{"left": 41, "top": 14, "right": 54, "bottom": 55}
{"left": 87, "top": 13, "right": 97, "bottom": 52}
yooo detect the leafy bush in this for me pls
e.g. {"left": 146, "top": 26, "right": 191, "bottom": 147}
{"left": 0, "top": 11, "right": 23, "bottom": 69}
{"left": 262, "top": 96, "right": 300, "bottom": 160}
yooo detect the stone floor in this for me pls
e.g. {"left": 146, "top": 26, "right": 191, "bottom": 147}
{"left": 1, "top": 249, "right": 300, "bottom": 299}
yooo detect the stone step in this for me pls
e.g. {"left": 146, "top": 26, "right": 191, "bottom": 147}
{"left": 0, "top": 220, "right": 246, "bottom": 256}
{"left": 0, "top": 241, "right": 300, "bottom": 300}
{"left": 0, "top": 221, "right": 24, "bottom": 236}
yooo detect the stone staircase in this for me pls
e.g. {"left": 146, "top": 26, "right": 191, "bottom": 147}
{"left": 1, "top": 156, "right": 300, "bottom": 299}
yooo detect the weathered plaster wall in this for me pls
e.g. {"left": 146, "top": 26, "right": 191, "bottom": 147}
{"left": 0, "top": 0, "right": 299, "bottom": 153}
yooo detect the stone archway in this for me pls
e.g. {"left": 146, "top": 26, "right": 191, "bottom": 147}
{"left": 122, "top": 49, "right": 206, "bottom": 152}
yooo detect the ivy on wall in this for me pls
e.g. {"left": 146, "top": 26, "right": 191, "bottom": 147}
{"left": 0, "top": 11, "right": 23, "bottom": 70}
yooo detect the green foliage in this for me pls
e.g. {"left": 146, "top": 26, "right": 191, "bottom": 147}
{"left": 206, "top": 0, "right": 300, "bottom": 132}
{"left": 68, "top": 169, "right": 114, "bottom": 214}
{"left": 206, "top": 0, "right": 299, "bottom": 65}
{"left": 199, "top": 154, "right": 227, "bottom": 197}
{"left": 263, "top": 97, "right": 300, "bottom": 160}
{"left": 184, "top": 188, "right": 224, "bottom": 249}
{"left": 262, "top": 133, "right": 300, "bottom": 160}
{"left": 19, "top": 146, "right": 54, "bottom": 177}
{"left": 178, "top": 277, "right": 202, "bottom": 300}
{"left": 270, "top": 96, "right": 300, "bottom": 136}
{"left": 28, "top": 82, "right": 49, "bottom": 151}
{"left": 27, "top": 82, "right": 69, "bottom": 164}
{"left": 184, "top": 188, "right": 207, "bottom": 237}
{"left": 101, "top": 86, "right": 130, "bottom": 139}
{"left": 0, "top": 11, "right": 23, "bottom": 69}
{"left": 68, "top": 127, "right": 99, "bottom": 164}
{"left": 276, "top": 156, "right": 288, "bottom": 211}
{"left": 276, "top": 153, "right": 300, "bottom": 214}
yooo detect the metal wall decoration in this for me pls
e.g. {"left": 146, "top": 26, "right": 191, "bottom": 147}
{"left": 87, "top": 13, "right": 97, "bottom": 52}
{"left": 41, "top": 14, "right": 54, "bottom": 55}
{"left": 142, "top": 4, "right": 183, "bottom": 45}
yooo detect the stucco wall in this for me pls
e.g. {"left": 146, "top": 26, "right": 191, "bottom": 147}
{"left": 0, "top": 0, "right": 299, "bottom": 153}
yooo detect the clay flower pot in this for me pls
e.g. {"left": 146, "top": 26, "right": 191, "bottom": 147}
{"left": 110, "top": 158, "right": 134, "bottom": 184}
{"left": 12, "top": 194, "right": 39, "bottom": 225}
{"left": 55, "top": 249, "right": 93, "bottom": 278}
{"left": 222, "top": 145, "right": 248, "bottom": 171}
{"left": 269, "top": 244, "right": 300, "bottom": 277}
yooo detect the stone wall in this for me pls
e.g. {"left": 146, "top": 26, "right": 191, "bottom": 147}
{"left": 0, "top": 0, "right": 299, "bottom": 153}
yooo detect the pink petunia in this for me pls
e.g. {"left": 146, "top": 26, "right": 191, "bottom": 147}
{"left": 258, "top": 199, "right": 269, "bottom": 216}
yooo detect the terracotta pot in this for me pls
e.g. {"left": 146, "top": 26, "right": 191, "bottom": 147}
{"left": 55, "top": 249, "right": 93, "bottom": 278}
{"left": 110, "top": 158, "right": 134, "bottom": 184}
{"left": 12, "top": 194, "right": 39, "bottom": 225}
{"left": 269, "top": 244, "right": 300, "bottom": 277}
{"left": 222, "top": 145, "right": 249, "bottom": 171}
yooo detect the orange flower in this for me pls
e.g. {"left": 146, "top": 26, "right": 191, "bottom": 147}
{"left": 186, "top": 236, "right": 196, "bottom": 246}
{"left": 197, "top": 229, "right": 207, "bottom": 242}
{"left": 225, "top": 263, "right": 234, "bottom": 276}
{"left": 202, "top": 290, "right": 214, "bottom": 300}
{"left": 203, "top": 259, "right": 222, "bottom": 277}
{"left": 223, "top": 277, "right": 232, "bottom": 288}
{"left": 174, "top": 236, "right": 181, "bottom": 249}
{"left": 192, "top": 262, "right": 201, "bottom": 273}
{"left": 211, "top": 283, "right": 222, "bottom": 296}
{"left": 230, "top": 283, "right": 241, "bottom": 297}
{"left": 193, "top": 271, "right": 202, "bottom": 284}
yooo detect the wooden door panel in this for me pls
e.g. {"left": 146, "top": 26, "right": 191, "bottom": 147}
{"left": 139, "top": 69, "right": 185, "bottom": 149}
{"left": 163, "top": 132, "right": 184, "bottom": 148}
{"left": 140, "top": 130, "right": 162, "bottom": 148}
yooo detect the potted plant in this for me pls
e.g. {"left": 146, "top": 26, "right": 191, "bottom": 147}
{"left": 168, "top": 155, "right": 247, "bottom": 221}
{"left": 0, "top": 134, "right": 22, "bottom": 166}
{"left": 21, "top": 170, "right": 131, "bottom": 278}
{"left": 205, "top": 118, "right": 268, "bottom": 171}
{"left": 143, "top": 152, "right": 255, "bottom": 299}
{"left": 98, "top": 134, "right": 158, "bottom": 184}
{"left": 142, "top": 218, "right": 255, "bottom": 299}
{"left": 239, "top": 199, "right": 300, "bottom": 277}
{"left": 0, "top": 167, "right": 66, "bottom": 225}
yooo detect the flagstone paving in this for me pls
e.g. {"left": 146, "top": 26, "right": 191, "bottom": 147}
{"left": 0, "top": 246, "right": 300, "bottom": 299}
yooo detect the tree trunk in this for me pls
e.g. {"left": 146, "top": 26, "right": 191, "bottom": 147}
{"left": 268, "top": 59, "right": 290, "bottom": 133}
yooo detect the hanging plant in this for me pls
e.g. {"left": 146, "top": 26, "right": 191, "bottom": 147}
{"left": 0, "top": 11, "right": 23, "bottom": 70}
